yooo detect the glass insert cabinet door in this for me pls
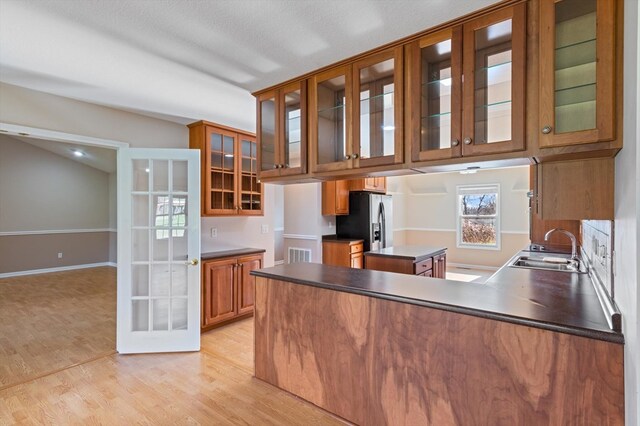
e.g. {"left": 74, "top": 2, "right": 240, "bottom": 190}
{"left": 206, "top": 128, "right": 237, "bottom": 214}
{"left": 462, "top": 3, "right": 526, "bottom": 156}
{"left": 239, "top": 135, "right": 261, "bottom": 214}
{"left": 311, "top": 65, "right": 351, "bottom": 173}
{"left": 280, "top": 81, "right": 306, "bottom": 175}
{"left": 538, "top": 0, "right": 615, "bottom": 147}
{"left": 409, "top": 27, "right": 462, "bottom": 162}
{"left": 352, "top": 46, "right": 403, "bottom": 168}
{"left": 257, "top": 91, "right": 277, "bottom": 177}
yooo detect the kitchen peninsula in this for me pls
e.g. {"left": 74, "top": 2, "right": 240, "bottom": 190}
{"left": 252, "top": 262, "right": 624, "bottom": 425}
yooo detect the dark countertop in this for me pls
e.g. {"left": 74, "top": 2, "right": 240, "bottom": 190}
{"left": 251, "top": 252, "right": 623, "bottom": 344}
{"left": 364, "top": 245, "right": 447, "bottom": 263}
{"left": 322, "top": 235, "right": 364, "bottom": 244}
{"left": 201, "top": 247, "right": 265, "bottom": 260}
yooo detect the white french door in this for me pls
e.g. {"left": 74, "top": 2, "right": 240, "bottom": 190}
{"left": 117, "top": 148, "right": 200, "bottom": 354}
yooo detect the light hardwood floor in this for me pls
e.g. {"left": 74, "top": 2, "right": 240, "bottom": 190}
{"left": 0, "top": 269, "right": 346, "bottom": 425}
{"left": 0, "top": 267, "right": 117, "bottom": 390}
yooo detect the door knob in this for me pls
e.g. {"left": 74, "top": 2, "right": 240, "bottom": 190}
{"left": 187, "top": 258, "right": 199, "bottom": 266}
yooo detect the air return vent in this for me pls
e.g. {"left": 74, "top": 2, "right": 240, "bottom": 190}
{"left": 288, "top": 247, "right": 311, "bottom": 264}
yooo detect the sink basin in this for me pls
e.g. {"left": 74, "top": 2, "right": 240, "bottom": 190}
{"left": 509, "top": 256, "right": 588, "bottom": 274}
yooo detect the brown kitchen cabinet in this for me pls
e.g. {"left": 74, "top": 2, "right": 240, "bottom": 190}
{"left": 322, "top": 180, "right": 350, "bottom": 216}
{"left": 322, "top": 239, "right": 364, "bottom": 269}
{"left": 201, "top": 252, "right": 264, "bottom": 331}
{"left": 407, "top": 4, "right": 526, "bottom": 162}
{"left": 349, "top": 177, "right": 386, "bottom": 193}
{"left": 257, "top": 80, "right": 307, "bottom": 179}
{"left": 364, "top": 247, "right": 447, "bottom": 279}
{"left": 188, "top": 121, "right": 262, "bottom": 216}
{"left": 310, "top": 46, "right": 403, "bottom": 174}
{"left": 538, "top": 0, "right": 616, "bottom": 148}
{"left": 532, "top": 158, "right": 614, "bottom": 220}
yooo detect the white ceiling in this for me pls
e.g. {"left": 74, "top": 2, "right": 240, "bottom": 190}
{"left": 0, "top": 0, "right": 497, "bottom": 132}
{"left": 10, "top": 135, "right": 117, "bottom": 173}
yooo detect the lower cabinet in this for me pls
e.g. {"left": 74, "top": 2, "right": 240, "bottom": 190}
{"left": 201, "top": 253, "right": 264, "bottom": 331}
{"left": 365, "top": 252, "right": 447, "bottom": 279}
{"left": 322, "top": 240, "right": 364, "bottom": 269}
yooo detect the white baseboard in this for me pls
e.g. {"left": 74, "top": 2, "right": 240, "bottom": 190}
{"left": 447, "top": 262, "right": 499, "bottom": 272}
{"left": 283, "top": 233, "right": 317, "bottom": 241}
{"left": 0, "top": 262, "right": 116, "bottom": 279}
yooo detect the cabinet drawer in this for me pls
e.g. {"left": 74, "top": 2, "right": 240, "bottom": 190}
{"left": 414, "top": 258, "right": 433, "bottom": 275}
{"left": 350, "top": 243, "right": 364, "bottom": 254}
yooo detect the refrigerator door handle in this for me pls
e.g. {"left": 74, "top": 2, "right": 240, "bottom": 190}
{"left": 379, "top": 202, "right": 386, "bottom": 248}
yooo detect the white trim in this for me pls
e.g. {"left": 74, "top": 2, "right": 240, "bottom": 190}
{"left": 0, "top": 262, "right": 116, "bottom": 278}
{"left": 273, "top": 227, "right": 285, "bottom": 232}
{"left": 455, "top": 183, "right": 501, "bottom": 251}
{"left": 274, "top": 260, "right": 285, "bottom": 265}
{"left": 393, "top": 228, "right": 527, "bottom": 235}
{"left": 447, "top": 262, "right": 499, "bottom": 272}
{"left": 0, "top": 228, "right": 117, "bottom": 236}
{"left": 0, "top": 123, "right": 129, "bottom": 148}
{"left": 283, "top": 233, "right": 318, "bottom": 241}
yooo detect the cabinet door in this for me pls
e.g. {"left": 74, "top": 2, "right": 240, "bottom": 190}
{"left": 352, "top": 47, "right": 404, "bottom": 168}
{"left": 311, "top": 65, "right": 352, "bottom": 173}
{"left": 350, "top": 253, "right": 363, "bottom": 269}
{"left": 279, "top": 80, "right": 307, "bottom": 176}
{"left": 205, "top": 128, "right": 239, "bottom": 215}
{"left": 238, "top": 135, "right": 262, "bottom": 215}
{"left": 202, "top": 259, "right": 237, "bottom": 327}
{"left": 461, "top": 4, "right": 526, "bottom": 156}
{"left": 408, "top": 27, "right": 463, "bottom": 162}
{"left": 257, "top": 90, "right": 280, "bottom": 179}
{"left": 539, "top": 0, "right": 615, "bottom": 147}
{"left": 335, "top": 179, "right": 350, "bottom": 215}
{"left": 237, "top": 254, "right": 262, "bottom": 315}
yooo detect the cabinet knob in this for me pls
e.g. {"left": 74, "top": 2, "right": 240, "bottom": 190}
{"left": 345, "top": 155, "right": 351, "bottom": 160}
{"left": 451, "top": 139, "right": 460, "bottom": 147}
{"left": 273, "top": 164, "right": 278, "bottom": 169}
{"left": 463, "top": 137, "right": 472, "bottom": 145}
{"left": 352, "top": 153, "right": 359, "bottom": 159}
{"left": 541, "top": 125, "right": 553, "bottom": 134}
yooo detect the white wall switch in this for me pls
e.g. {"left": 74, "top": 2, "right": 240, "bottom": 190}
{"left": 210, "top": 228, "right": 218, "bottom": 238}
{"left": 58, "top": 252, "right": 63, "bottom": 259}
{"left": 261, "top": 224, "right": 269, "bottom": 234}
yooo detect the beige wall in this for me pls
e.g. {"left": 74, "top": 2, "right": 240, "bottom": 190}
{"left": 388, "top": 166, "right": 530, "bottom": 268}
{"left": 0, "top": 83, "right": 278, "bottom": 269}
{"left": 616, "top": 1, "right": 640, "bottom": 422}
{"left": 0, "top": 135, "right": 110, "bottom": 231}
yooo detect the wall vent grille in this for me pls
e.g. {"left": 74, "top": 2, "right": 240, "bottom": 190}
{"left": 288, "top": 247, "right": 312, "bottom": 264}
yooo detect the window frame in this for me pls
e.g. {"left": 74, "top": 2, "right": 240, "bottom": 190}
{"left": 455, "top": 183, "right": 501, "bottom": 250}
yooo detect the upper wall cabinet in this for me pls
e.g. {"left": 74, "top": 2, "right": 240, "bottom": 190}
{"left": 408, "top": 4, "right": 526, "bottom": 162}
{"left": 538, "top": 0, "right": 616, "bottom": 148}
{"left": 310, "top": 47, "right": 403, "bottom": 174}
{"left": 257, "top": 80, "right": 307, "bottom": 179}
{"left": 189, "top": 122, "right": 262, "bottom": 216}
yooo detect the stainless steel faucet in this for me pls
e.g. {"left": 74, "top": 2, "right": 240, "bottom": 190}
{"left": 544, "top": 228, "right": 578, "bottom": 263}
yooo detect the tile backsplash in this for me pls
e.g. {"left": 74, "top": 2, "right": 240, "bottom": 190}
{"left": 581, "top": 220, "right": 614, "bottom": 297}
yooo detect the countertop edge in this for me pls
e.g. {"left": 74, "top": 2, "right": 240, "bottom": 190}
{"left": 364, "top": 248, "right": 447, "bottom": 262}
{"left": 202, "top": 248, "right": 266, "bottom": 260}
{"left": 251, "top": 269, "right": 624, "bottom": 345}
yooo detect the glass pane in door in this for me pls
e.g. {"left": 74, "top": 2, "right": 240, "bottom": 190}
{"left": 317, "top": 75, "right": 346, "bottom": 164}
{"left": 421, "top": 39, "right": 453, "bottom": 151}
{"left": 240, "top": 137, "right": 261, "bottom": 211}
{"left": 474, "top": 19, "right": 513, "bottom": 144}
{"left": 209, "top": 132, "right": 235, "bottom": 211}
{"left": 284, "top": 89, "right": 302, "bottom": 169}
{"left": 359, "top": 58, "right": 395, "bottom": 159}
{"left": 260, "top": 97, "right": 276, "bottom": 171}
{"left": 554, "top": 0, "right": 596, "bottom": 133}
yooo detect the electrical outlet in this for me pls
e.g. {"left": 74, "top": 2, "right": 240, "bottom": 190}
{"left": 210, "top": 228, "right": 218, "bottom": 238}
{"left": 261, "top": 224, "right": 269, "bottom": 234}
{"left": 329, "top": 221, "right": 333, "bottom": 228}
{"left": 58, "top": 252, "right": 63, "bottom": 259}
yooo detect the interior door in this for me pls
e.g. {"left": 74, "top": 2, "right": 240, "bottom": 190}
{"left": 117, "top": 148, "right": 201, "bottom": 354}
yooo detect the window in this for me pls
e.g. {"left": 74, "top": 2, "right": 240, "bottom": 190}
{"left": 155, "top": 196, "right": 186, "bottom": 239}
{"left": 456, "top": 184, "right": 500, "bottom": 249}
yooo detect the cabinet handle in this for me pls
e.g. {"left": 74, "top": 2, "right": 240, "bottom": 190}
{"left": 352, "top": 153, "right": 359, "bottom": 159}
{"left": 345, "top": 155, "right": 351, "bottom": 160}
{"left": 541, "top": 126, "right": 553, "bottom": 134}
{"left": 451, "top": 139, "right": 460, "bottom": 147}
{"left": 463, "top": 137, "right": 472, "bottom": 145}
{"left": 273, "top": 164, "right": 278, "bottom": 169}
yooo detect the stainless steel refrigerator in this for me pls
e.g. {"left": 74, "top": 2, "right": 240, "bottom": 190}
{"left": 336, "top": 192, "right": 393, "bottom": 252}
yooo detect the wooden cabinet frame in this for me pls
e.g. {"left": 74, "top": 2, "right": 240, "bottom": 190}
{"left": 257, "top": 81, "right": 308, "bottom": 179}
{"left": 538, "top": 0, "right": 616, "bottom": 148}
{"left": 461, "top": 3, "right": 526, "bottom": 157}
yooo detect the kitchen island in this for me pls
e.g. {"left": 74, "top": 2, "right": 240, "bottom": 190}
{"left": 251, "top": 262, "right": 624, "bottom": 425}
{"left": 364, "top": 245, "right": 447, "bottom": 278}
